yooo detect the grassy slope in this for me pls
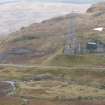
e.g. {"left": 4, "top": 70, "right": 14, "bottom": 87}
{"left": 1, "top": 2, "right": 105, "bottom": 64}
{"left": 0, "top": 66, "right": 105, "bottom": 100}
{"left": 47, "top": 54, "right": 105, "bottom": 66}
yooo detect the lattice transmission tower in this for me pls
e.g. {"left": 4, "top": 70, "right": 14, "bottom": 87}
{"left": 64, "top": 12, "right": 80, "bottom": 55}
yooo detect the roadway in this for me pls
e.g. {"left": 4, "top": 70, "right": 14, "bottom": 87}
{"left": 0, "top": 64, "right": 105, "bottom": 71}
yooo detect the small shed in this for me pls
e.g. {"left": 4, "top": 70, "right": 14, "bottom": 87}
{"left": 86, "top": 40, "right": 105, "bottom": 53}
{"left": 86, "top": 42, "right": 97, "bottom": 53}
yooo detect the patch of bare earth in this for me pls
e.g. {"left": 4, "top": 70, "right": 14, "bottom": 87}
{"left": 0, "top": 96, "right": 22, "bottom": 105}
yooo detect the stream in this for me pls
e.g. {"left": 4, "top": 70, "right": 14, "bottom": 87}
{"left": 2, "top": 81, "right": 17, "bottom": 95}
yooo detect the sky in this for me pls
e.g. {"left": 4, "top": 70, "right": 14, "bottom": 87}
{"left": 0, "top": 0, "right": 104, "bottom": 4}
{"left": 29, "top": 0, "right": 104, "bottom": 4}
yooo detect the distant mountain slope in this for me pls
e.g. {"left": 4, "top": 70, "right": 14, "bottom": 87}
{"left": 87, "top": 2, "right": 105, "bottom": 13}
{"left": 0, "top": 2, "right": 105, "bottom": 64}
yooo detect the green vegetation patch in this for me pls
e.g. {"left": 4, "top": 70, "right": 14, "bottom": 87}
{"left": 48, "top": 54, "right": 105, "bottom": 66}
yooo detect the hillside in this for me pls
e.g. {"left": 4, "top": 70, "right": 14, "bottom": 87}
{"left": 0, "top": 2, "right": 105, "bottom": 64}
{"left": 1, "top": 2, "right": 105, "bottom": 105}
